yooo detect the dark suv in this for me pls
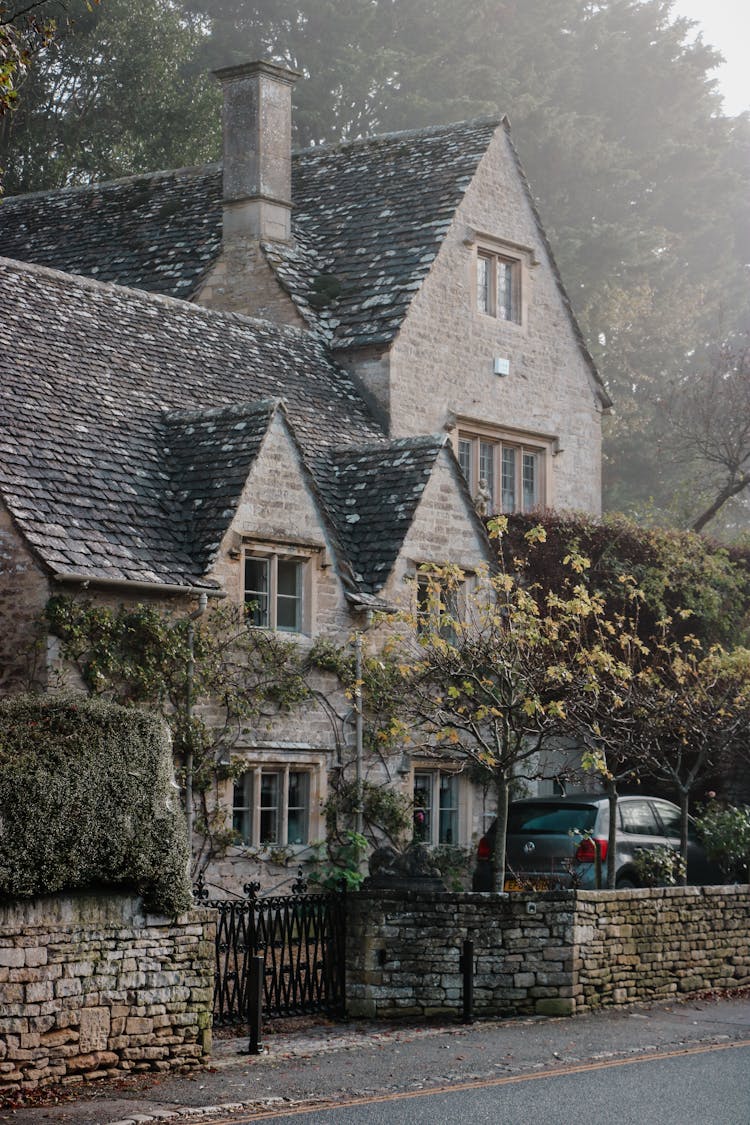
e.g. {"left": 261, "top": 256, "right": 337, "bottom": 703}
{"left": 472, "top": 794, "right": 720, "bottom": 891}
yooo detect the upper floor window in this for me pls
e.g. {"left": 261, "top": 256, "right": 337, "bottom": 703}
{"left": 416, "top": 571, "right": 462, "bottom": 638}
{"left": 476, "top": 249, "right": 521, "bottom": 323}
{"left": 458, "top": 429, "right": 544, "bottom": 514}
{"left": 241, "top": 538, "right": 323, "bottom": 634}
{"left": 233, "top": 765, "right": 311, "bottom": 846}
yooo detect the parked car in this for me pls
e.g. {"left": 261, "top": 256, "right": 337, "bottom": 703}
{"left": 472, "top": 794, "right": 722, "bottom": 891}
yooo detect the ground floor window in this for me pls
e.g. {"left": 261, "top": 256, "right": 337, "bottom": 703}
{"left": 233, "top": 765, "right": 311, "bottom": 846}
{"left": 413, "top": 769, "right": 460, "bottom": 845}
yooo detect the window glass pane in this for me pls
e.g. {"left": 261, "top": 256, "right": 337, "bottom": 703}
{"left": 276, "top": 559, "right": 302, "bottom": 631}
{"left": 479, "top": 442, "right": 495, "bottom": 507}
{"left": 653, "top": 802, "right": 681, "bottom": 838}
{"left": 477, "top": 255, "right": 491, "bottom": 313}
{"left": 244, "top": 557, "right": 270, "bottom": 626}
{"left": 260, "top": 771, "right": 280, "bottom": 844}
{"left": 501, "top": 447, "right": 516, "bottom": 512}
{"left": 413, "top": 772, "right": 433, "bottom": 842}
{"left": 522, "top": 451, "right": 538, "bottom": 511}
{"left": 438, "top": 773, "right": 459, "bottom": 844}
{"left": 287, "top": 771, "right": 309, "bottom": 845}
{"left": 458, "top": 438, "right": 473, "bottom": 488}
{"left": 497, "top": 259, "right": 514, "bottom": 320}
{"left": 619, "top": 801, "right": 660, "bottom": 836}
{"left": 232, "top": 774, "right": 253, "bottom": 844}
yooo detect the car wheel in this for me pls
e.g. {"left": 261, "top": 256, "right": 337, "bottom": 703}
{"left": 615, "top": 874, "right": 638, "bottom": 889}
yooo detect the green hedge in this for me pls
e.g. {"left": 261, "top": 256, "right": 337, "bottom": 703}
{"left": 0, "top": 694, "right": 191, "bottom": 915}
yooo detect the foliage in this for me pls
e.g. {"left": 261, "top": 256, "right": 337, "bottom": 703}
{"left": 632, "top": 845, "right": 686, "bottom": 888}
{"left": 308, "top": 830, "right": 368, "bottom": 891}
{"left": 0, "top": 692, "right": 191, "bottom": 913}
{"left": 0, "top": 0, "right": 218, "bottom": 194}
{"left": 428, "top": 844, "right": 474, "bottom": 892}
{"left": 500, "top": 511, "right": 750, "bottom": 648}
{"left": 693, "top": 801, "right": 750, "bottom": 881}
{"left": 373, "top": 535, "right": 644, "bottom": 891}
{"left": 45, "top": 595, "right": 310, "bottom": 870}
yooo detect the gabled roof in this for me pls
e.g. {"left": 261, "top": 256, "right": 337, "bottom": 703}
{"left": 0, "top": 118, "right": 501, "bottom": 352}
{"left": 163, "top": 400, "right": 278, "bottom": 575}
{"left": 0, "top": 258, "right": 387, "bottom": 588}
{"left": 321, "top": 436, "right": 447, "bottom": 593}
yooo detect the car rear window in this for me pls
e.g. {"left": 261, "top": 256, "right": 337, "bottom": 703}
{"left": 507, "top": 804, "right": 598, "bottom": 834}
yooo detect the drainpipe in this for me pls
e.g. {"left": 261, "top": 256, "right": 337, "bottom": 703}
{"left": 353, "top": 610, "right": 373, "bottom": 836}
{"left": 185, "top": 592, "right": 208, "bottom": 859}
{"left": 354, "top": 630, "right": 364, "bottom": 835}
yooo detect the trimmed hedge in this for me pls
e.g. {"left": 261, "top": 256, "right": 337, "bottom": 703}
{"left": 0, "top": 694, "right": 191, "bottom": 915}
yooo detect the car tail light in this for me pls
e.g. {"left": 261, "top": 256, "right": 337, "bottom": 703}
{"left": 575, "top": 837, "right": 608, "bottom": 863}
{"left": 477, "top": 836, "right": 492, "bottom": 861}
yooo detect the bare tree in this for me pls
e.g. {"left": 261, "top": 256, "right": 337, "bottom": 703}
{"left": 663, "top": 342, "right": 750, "bottom": 533}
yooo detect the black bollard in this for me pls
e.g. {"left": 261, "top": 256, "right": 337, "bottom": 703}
{"left": 460, "top": 938, "right": 475, "bottom": 1024}
{"left": 247, "top": 954, "right": 264, "bottom": 1055}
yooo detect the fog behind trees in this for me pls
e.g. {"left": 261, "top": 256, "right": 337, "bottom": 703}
{"left": 3, "top": 0, "right": 749, "bottom": 534}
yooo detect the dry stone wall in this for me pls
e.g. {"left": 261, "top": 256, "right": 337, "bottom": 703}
{"left": 0, "top": 894, "right": 214, "bottom": 1094}
{"left": 347, "top": 885, "right": 750, "bottom": 1020}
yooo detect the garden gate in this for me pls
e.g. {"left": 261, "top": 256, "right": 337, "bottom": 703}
{"left": 195, "top": 872, "right": 347, "bottom": 1024}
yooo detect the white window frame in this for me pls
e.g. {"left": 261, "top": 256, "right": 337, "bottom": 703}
{"left": 456, "top": 423, "right": 554, "bottom": 514}
{"left": 232, "top": 764, "right": 313, "bottom": 848}
{"left": 413, "top": 768, "right": 462, "bottom": 846}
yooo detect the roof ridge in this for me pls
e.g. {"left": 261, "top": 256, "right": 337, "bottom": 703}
{"left": 0, "top": 255, "right": 326, "bottom": 346}
{"left": 292, "top": 115, "right": 505, "bottom": 160}
{"left": 2, "top": 117, "right": 504, "bottom": 203}
{"left": 1, "top": 163, "right": 220, "bottom": 205}
{"left": 163, "top": 399, "right": 282, "bottom": 425}
{"left": 332, "top": 434, "right": 447, "bottom": 456}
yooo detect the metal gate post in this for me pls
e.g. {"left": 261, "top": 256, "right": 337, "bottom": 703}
{"left": 247, "top": 954, "right": 264, "bottom": 1054}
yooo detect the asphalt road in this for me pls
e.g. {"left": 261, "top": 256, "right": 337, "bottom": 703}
{"left": 232, "top": 1041, "right": 750, "bottom": 1125}
{"left": 3, "top": 994, "right": 750, "bottom": 1124}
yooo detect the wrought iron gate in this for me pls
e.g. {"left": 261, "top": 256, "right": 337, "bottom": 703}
{"left": 196, "top": 873, "right": 346, "bottom": 1025}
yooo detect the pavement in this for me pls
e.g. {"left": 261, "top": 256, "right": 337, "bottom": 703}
{"left": 2, "top": 993, "right": 749, "bottom": 1125}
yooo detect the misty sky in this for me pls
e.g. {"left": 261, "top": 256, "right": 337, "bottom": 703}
{"left": 672, "top": 0, "right": 750, "bottom": 115}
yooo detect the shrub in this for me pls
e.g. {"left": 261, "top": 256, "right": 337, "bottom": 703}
{"left": 0, "top": 693, "right": 191, "bottom": 914}
{"left": 693, "top": 801, "right": 750, "bottom": 881}
{"left": 632, "top": 845, "right": 686, "bottom": 887}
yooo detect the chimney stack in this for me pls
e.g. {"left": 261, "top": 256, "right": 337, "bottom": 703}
{"left": 214, "top": 60, "right": 300, "bottom": 245}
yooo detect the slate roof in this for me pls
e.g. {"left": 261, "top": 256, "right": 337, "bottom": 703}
{"left": 0, "top": 118, "right": 500, "bottom": 352}
{"left": 322, "top": 437, "right": 448, "bottom": 593}
{"left": 0, "top": 258, "right": 384, "bottom": 587}
{"left": 0, "top": 258, "right": 465, "bottom": 593}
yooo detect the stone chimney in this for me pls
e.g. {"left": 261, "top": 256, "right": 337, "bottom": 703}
{"left": 213, "top": 60, "right": 300, "bottom": 245}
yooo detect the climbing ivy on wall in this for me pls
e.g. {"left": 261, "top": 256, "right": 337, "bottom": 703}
{"left": 0, "top": 693, "right": 192, "bottom": 914}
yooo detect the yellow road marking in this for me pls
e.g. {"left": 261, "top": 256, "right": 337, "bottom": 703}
{"left": 202, "top": 1038, "right": 750, "bottom": 1122}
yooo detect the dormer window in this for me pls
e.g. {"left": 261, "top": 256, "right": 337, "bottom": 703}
{"left": 241, "top": 536, "right": 324, "bottom": 635}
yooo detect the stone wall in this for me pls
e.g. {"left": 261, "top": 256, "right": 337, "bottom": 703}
{"left": 0, "top": 894, "right": 214, "bottom": 1094}
{"left": 346, "top": 886, "right": 750, "bottom": 1020}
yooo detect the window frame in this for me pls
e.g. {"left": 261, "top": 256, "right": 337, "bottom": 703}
{"left": 456, "top": 424, "right": 553, "bottom": 514}
{"left": 476, "top": 248, "right": 522, "bottom": 323}
{"left": 232, "top": 764, "right": 314, "bottom": 848}
{"left": 242, "top": 538, "right": 322, "bottom": 635}
{"left": 412, "top": 767, "right": 462, "bottom": 846}
{"left": 415, "top": 569, "right": 464, "bottom": 638}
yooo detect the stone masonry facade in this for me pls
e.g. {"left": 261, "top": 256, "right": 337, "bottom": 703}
{"left": 0, "top": 894, "right": 214, "bottom": 1094}
{"left": 346, "top": 886, "right": 750, "bottom": 1020}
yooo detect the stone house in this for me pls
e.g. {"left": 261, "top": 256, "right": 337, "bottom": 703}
{"left": 0, "top": 60, "right": 610, "bottom": 891}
